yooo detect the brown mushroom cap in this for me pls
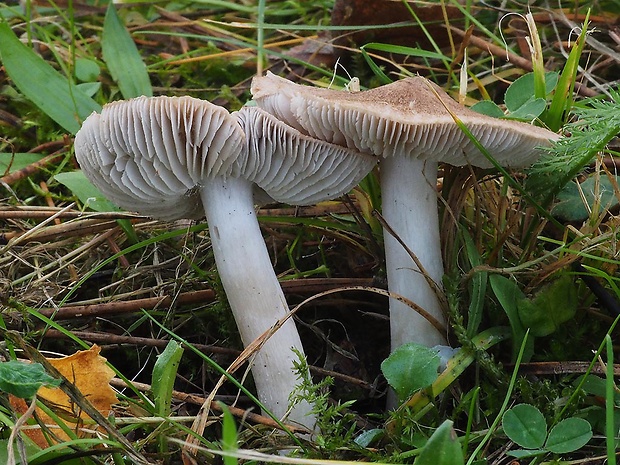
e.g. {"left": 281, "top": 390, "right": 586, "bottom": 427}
{"left": 234, "top": 106, "right": 377, "bottom": 206}
{"left": 74, "top": 96, "right": 245, "bottom": 220}
{"left": 251, "top": 72, "right": 559, "bottom": 168}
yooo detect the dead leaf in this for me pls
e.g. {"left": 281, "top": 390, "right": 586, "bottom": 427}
{"left": 9, "top": 345, "right": 117, "bottom": 447}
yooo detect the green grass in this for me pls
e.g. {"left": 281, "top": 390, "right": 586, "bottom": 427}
{"left": 1, "top": 0, "right": 620, "bottom": 463}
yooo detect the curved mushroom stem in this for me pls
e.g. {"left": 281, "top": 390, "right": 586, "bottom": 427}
{"left": 380, "top": 156, "right": 448, "bottom": 353}
{"left": 200, "top": 176, "right": 316, "bottom": 431}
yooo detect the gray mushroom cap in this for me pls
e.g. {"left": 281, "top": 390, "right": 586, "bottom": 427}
{"left": 74, "top": 96, "right": 245, "bottom": 221}
{"left": 235, "top": 106, "right": 377, "bottom": 206}
{"left": 76, "top": 95, "right": 377, "bottom": 221}
{"left": 251, "top": 72, "right": 559, "bottom": 168}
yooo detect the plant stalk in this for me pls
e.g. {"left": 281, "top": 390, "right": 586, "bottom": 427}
{"left": 200, "top": 176, "right": 315, "bottom": 431}
{"left": 381, "top": 156, "right": 447, "bottom": 353}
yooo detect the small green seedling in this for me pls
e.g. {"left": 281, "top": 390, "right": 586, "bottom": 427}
{"left": 502, "top": 404, "right": 592, "bottom": 458}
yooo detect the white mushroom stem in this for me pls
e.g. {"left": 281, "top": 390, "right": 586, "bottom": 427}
{"left": 380, "top": 156, "right": 447, "bottom": 352}
{"left": 200, "top": 176, "right": 315, "bottom": 430}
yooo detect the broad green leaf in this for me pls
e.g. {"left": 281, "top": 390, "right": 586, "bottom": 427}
{"left": 102, "top": 3, "right": 152, "bottom": 98}
{"left": 381, "top": 343, "right": 440, "bottom": 401}
{"left": 152, "top": 341, "right": 184, "bottom": 457}
{"left": 489, "top": 275, "right": 533, "bottom": 362}
{"left": 552, "top": 175, "right": 620, "bottom": 222}
{"left": 471, "top": 100, "right": 504, "bottom": 118}
{"left": 0, "top": 153, "right": 44, "bottom": 174}
{"left": 76, "top": 82, "right": 102, "bottom": 98}
{"left": 508, "top": 98, "right": 546, "bottom": 121}
{"left": 545, "top": 417, "right": 592, "bottom": 453}
{"left": 55, "top": 171, "right": 121, "bottom": 212}
{"left": 576, "top": 374, "right": 608, "bottom": 398}
{"left": 0, "top": 437, "right": 41, "bottom": 465}
{"left": 0, "top": 5, "right": 24, "bottom": 20}
{"left": 74, "top": 58, "right": 101, "bottom": 82}
{"left": 414, "top": 420, "right": 464, "bottom": 465}
{"left": 502, "top": 404, "right": 547, "bottom": 449}
{"left": 517, "top": 274, "right": 577, "bottom": 337}
{"left": 0, "top": 360, "right": 60, "bottom": 399}
{"left": 504, "top": 72, "right": 558, "bottom": 114}
{"left": 152, "top": 340, "right": 184, "bottom": 418}
{"left": 0, "top": 22, "right": 101, "bottom": 134}
{"left": 402, "top": 327, "right": 510, "bottom": 413}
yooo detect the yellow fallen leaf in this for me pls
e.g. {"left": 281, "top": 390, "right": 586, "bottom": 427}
{"left": 10, "top": 345, "right": 117, "bottom": 447}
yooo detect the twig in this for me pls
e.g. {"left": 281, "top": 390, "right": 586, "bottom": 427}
{"left": 43, "top": 328, "right": 375, "bottom": 389}
{"left": 43, "top": 329, "right": 240, "bottom": 355}
{"left": 0, "top": 207, "right": 144, "bottom": 220}
{"left": 35, "top": 278, "right": 374, "bottom": 319}
{"left": 109, "top": 378, "right": 309, "bottom": 433}
{"left": 1, "top": 219, "right": 120, "bottom": 245}
{"left": 510, "top": 361, "right": 620, "bottom": 376}
{"left": 450, "top": 25, "right": 536, "bottom": 72}
{"left": 0, "top": 151, "right": 67, "bottom": 186}
{"left": 37, "top": 289, "right": 217, "bottom": 318}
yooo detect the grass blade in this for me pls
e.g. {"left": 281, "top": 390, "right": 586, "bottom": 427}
{"left": 152, "top": 340, "right": 184, "bottom": 455}
{"left": 221, "top": 405, "right": 239, "bottom": 465}
{"left": 462, "top": 229, "right": 486, "bottom": 338}
{"left": 489, "top": 275, "right": 533, "bottom": 362}
{"left": 544, "top": 10, "right": 590, "bottom": 131}
{"left": 606, "top": 335, "right": 617, "bottom": 465}
{"left": 361, "top": 42, "right": 449, "bottom": 61}
{"left": 359, "top": 45, "right": 392, "bottom": 84}
{"left": 0, "top": 21, "right": 100, "bottom": 134}
{"left": 396, "top": 327, "right": 510, "bottom": 415}
{"left": 152, "top": 341, "right": 184, "bottom": 418}
{"left": 102, "top": 3, "right": 152, "bottom": 98}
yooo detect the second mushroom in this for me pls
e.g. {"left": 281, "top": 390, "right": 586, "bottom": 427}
{"left": 251, "top": 72, "right": 559, "bottom": 357}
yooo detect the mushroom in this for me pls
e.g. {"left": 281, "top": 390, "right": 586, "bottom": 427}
{"left": 251, "top": 72, "right": 559, "bottom": 353}
{"left": 74, "top": 96, "right": 376, "bottom": 429}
